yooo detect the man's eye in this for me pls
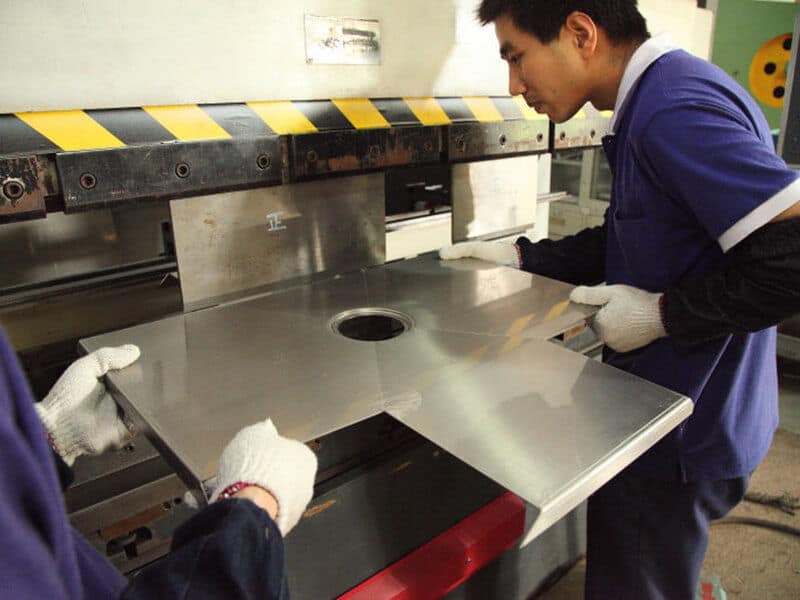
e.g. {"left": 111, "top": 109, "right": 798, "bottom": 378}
{"left": 509, "top": 54, "right": 522, "bottom": 65}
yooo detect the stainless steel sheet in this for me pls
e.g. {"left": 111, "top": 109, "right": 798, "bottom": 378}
{"left": 377, "top": 331, "right": 692, "bottom": 545}
{"left": 82, "top": 255, "right": 691, "bottom": 543}
{"left": 361, "top": 257, "right": 590, "bottom": 341}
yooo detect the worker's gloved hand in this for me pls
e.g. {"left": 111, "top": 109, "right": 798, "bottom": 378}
{"left": 570, "top": 284, "right": 666, "bottom": 353}
{"left": 210, "top": 418, "right": 317, "bottom": 537}
{"left": 438, "top": 241, "right": 520, "bottom": 267}
{"left": 35, "top": 345, "right": 140, "bottom": 466}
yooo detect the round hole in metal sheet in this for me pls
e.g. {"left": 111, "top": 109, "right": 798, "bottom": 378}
{"left": 330, "top": 308, "right": 413, "bottom": 342}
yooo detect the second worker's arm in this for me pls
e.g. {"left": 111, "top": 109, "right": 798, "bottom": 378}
{"left": 439, "top": 217, "right": 607, "bottom": 286}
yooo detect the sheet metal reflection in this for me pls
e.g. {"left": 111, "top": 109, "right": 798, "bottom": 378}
{"left": 376, "top": 331, "right": 691, "bottom": 544}
{"left": 82, "top": 255, "right": 691, "bottom": 544}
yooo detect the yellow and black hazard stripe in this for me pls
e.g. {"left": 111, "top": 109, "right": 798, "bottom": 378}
{"left": 0, "top": 97, "right": 548, "bottom": 156}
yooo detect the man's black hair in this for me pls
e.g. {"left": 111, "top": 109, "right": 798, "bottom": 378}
{"left": 477, "top": 0, "right": 650, "bottom": 45}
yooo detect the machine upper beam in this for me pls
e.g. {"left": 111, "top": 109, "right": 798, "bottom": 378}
{"left": 0, "top": 97, "right": 609, "bottom": 221}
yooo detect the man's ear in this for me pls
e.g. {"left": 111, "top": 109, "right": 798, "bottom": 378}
{"left": 564, "top": 11, "right": 598, "bottom": 55}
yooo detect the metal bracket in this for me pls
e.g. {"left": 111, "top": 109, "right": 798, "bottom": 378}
{"left": 0, "top": 156, "right": 48, "bottom": 222}
{"left": 448, "top": 120, "right": 549, "bottom": 161}
{"left": 57, "top": 136, "right": 282, "bottom": 212}
{"left": 553, "top": 116, "right": 610, "bottom": 150}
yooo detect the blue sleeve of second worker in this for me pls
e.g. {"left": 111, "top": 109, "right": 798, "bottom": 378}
{"left": 122, "top": 498, "right": 289, "bottom": 600}
{"left": 0, "top": 378, "right": 72, "bottom": 600}
{"left": 0, "top": 327, "right": 129, "bottom": 600}
{"left": 638, "top": 104, "right": 799, "bottom": 249}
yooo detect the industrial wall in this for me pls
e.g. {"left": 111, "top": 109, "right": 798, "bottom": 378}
{"left": 1, "top": 0, "right": 711, "bottom": 113}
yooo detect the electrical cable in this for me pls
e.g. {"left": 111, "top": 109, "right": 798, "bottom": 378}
{"left": 712, "top": 517, "right": 800, "bottom": 538}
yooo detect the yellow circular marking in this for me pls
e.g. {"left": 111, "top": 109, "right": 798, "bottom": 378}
{"left": 749, "top": 33, "right": 792, "bottom": 108}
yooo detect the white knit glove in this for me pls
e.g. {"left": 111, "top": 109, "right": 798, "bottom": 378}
{"left": 438, "top": 241, "right": 520, "bottom": 267}
{"left": 210, "top": 418, "right": 317, "bottom": 537}
{"left": 35, "top": 345, "right": 140, "bottom": 466}
{"left": 570, "top": 284, "right": 667, "bottom": 353}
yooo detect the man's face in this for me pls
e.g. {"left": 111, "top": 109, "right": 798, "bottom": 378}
{"left": 495, "top": 14, "right": 589, "bottom": 123}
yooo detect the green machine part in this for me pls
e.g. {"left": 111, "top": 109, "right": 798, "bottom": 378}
{"left": 712, "top": 0, "right": 800, "bottom": 129}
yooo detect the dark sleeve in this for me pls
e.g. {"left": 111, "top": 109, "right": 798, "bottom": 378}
{"left": 122, "top": 498, "right": 289, "bottom": 600}
{"left": 515, "top": 219, "right": 607, "bottom": 285}
{"left": 663, "top": 217, "right": 800, "bottom": 346}
{"left": 52, "top": 449, "right": 74, "bottom": 491}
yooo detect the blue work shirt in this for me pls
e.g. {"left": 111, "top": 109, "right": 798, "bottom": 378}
{"left": 0, "top": 328, "right": 128, "bottom": 599}
{"left": 603, "top": 36, "right": 800, "bottom": 481}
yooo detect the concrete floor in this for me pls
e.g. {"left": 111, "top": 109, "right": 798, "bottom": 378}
{"left": 778, "top": 372, "right": 800, "bottom": 436}
{"left": 537, "top": 370, "right": 800, "bottom": 599}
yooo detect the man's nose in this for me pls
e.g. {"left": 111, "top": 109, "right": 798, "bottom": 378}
{"left": 508, "top": 66, "right": 527, "bottom": 96}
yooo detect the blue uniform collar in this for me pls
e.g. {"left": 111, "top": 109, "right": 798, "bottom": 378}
{"left": 608, "top": 33, "right": 678, "bottom": 134}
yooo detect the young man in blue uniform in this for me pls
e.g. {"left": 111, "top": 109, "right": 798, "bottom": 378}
{"left": 0, "top": 328, "right": 316, "bottom": 599}
{"left": 441, "top": 1, "right": 800, "bottom": 597}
